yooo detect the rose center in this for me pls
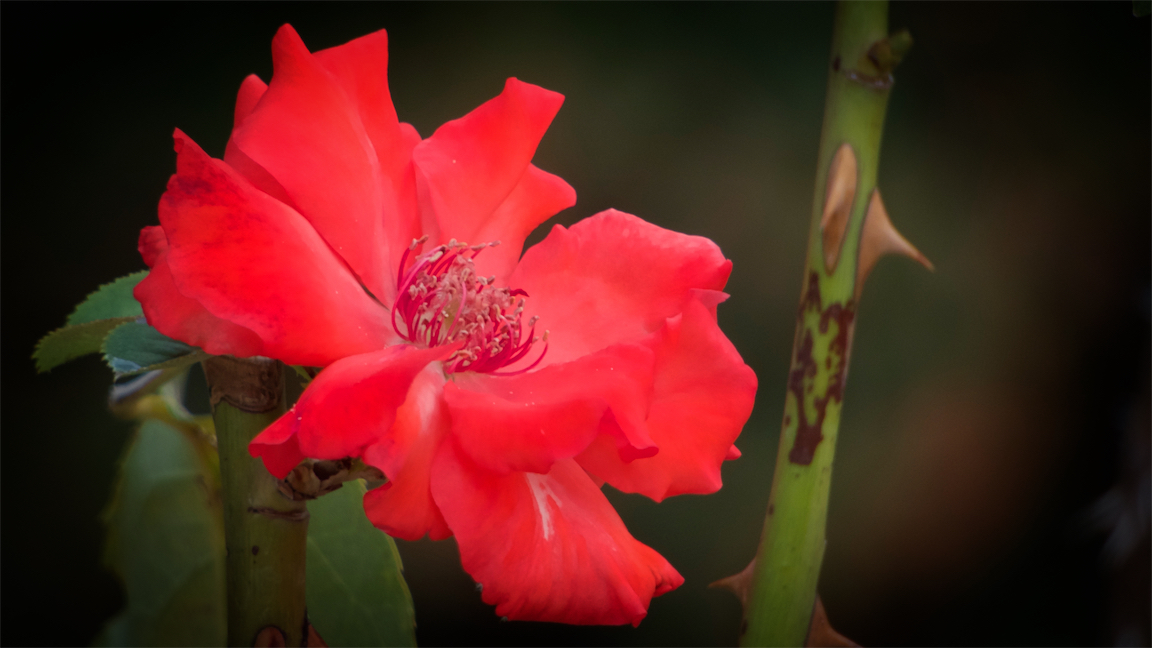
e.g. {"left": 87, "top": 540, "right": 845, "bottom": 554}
{"left": 391, "top": 237, "right": 548, "bottom": 375}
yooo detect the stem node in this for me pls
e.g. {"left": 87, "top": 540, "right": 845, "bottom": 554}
{"left": 205, "top": 357, "right": 308, "bottom": 647}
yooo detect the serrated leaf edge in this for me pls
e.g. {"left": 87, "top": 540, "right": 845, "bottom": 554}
{"left": 66, "top": 270, "right": 149, "bottom": 327}
{"left": 33, "top": 317, "right": 139, "bottom": 373}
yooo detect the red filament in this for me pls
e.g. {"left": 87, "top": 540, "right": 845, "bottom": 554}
{"left": 392, "top": 238, "right": 548, "bottom": 375}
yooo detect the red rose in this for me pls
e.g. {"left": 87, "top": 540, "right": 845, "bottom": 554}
{"left": 136, "top": 24, "right": 756, "bottom": 626}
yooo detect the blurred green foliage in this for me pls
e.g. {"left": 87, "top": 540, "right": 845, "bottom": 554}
{"left": 307, "top": 481, "right": 417, "bottom": 648}
{"left": 96, "top": 419, "right": 227, "bottom": 647}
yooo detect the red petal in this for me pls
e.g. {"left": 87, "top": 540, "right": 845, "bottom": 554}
{"left": 135, "top": 243, "right": 265, "bottom": 359}
{"left": 472, "top": 165, "right": 576, "bottom": 283}
{"left": 509, "top": 209, "right": 732, "bottom": 366}
{"left": 412, "top": 78, "right": 565, "bottom": 270}
{"left": 246, "top": 409, "right": 305, "bottom": 479}
{"left": 690, "top": 288, "right": 730, "bottom": 318}
{"left": 232, "top": 74, "right": 267, "bottom": 129}
{"left": 158, "top": 130, "right": 391, "bottom": 367}
{"left": 223, "top": 76, "right": 284, "bottom": 206}
{"left": 313, "top": 28, "right": 413, "bottom": 185}
{"left": 430, "top": 438, "right": 683, "bottom": 625}
{"left": 314, "top": 29, "right": 423, "bottom": 302}
{"left": 444, "top": 343, "right": 655, "bottom": 476}
{"left": 138, "top": 225, "right": 167, "bottom": 268}
{"left": 226, "top": 24, "right": 395, "bottom": 302}
{"left": 362, "top": 364, "right": 452, "bottom": 541}
{"left": 250, "top": 345, "right": 450, "bottom": 479}
{"left": 577, "top": 299, "right": 757, "bottom": 502}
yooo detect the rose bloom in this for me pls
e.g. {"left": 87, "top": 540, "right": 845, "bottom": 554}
{"left": 136, "top": 25, "right": 756, "bottom": 626}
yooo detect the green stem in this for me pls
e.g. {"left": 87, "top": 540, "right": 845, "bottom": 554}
{"left": 205, "top": 357, "right": 308, "bottom": 647}
{"left": 741, "top": 2, "right": 901, "bottom": 645}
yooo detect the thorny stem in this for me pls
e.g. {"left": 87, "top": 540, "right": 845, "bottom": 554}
{"left": 204, "top": 356, "right": 308, "bottom": 647}
{"left": 741, "top": 2, "right": 904, "bottom": 645}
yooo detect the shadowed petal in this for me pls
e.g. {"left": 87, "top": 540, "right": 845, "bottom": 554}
{"left": 445, "top": 343, "right": 655, "bottom": 476}
{"left": 362, "top": 363, "right": 453, "bottom": 541}
{"left": 578, "top": 299, "right": 756, "bottom": 502}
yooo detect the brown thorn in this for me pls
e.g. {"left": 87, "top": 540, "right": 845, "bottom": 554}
{"left": 855, "top": 189, "right": 933, "bottom": 300}
{"left": 806, "top": 596, "right": 860, "bottom": 647}
{"left": 306, "top": 625, "right": 329, "bottom": 648}
{"left": 709, "top": 557, "right": 757, "bottom": 610}
{"left": 820, "top": 143, "right": 858, "bottom": 273}
{"left": 253, "top": 626, "right": 286, "bottom": 648}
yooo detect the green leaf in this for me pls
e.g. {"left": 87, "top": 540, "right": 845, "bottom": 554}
{"left": 97, "top": 419, "right": 226, "bottom": 647}
{"left": 68, "top": 270, "right": 147, "bottom": 326}
{"left": 307, "top": 481, "right": 417, "bottom": 647}
{"left": 34, "top": 270, "right": 156, "bottom": 373}
{"left": 34, "top": 317, "right": 137, "bottom": 373}
{"left": 102, "top": 321, "right": 208, "bottom": 376}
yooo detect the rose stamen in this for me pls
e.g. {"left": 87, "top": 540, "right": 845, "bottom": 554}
{"left": 392, "top": 238, "right": 547, "bottom": 374}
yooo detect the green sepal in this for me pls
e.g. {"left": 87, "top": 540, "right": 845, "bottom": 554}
{"left": 68, "top": 270, "right": 147, "bottom": 326}
{"left": 34, "top": 317, "right": 138, "bottom": 373}
{"left": 102, "top": 321, "right": 209, "bottom": 376}
{"left": 291, "top": 364, "right": 315, "bottom": 386}
{"left": 307, "top": 480, "right": 417, "bottom": 647}
{"left": 95, "top": 419, "right": 226, "bottom": 647}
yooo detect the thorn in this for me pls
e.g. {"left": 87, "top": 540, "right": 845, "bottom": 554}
{"left": 856, "top": 189, "right": 933, "bottom": 300}
{"left": 806, "top": 596, "right": 859, "bottom": 647}
{"left": 820, "top": 144, "right": 857, "bottom": 273}
{"left": 307, "top": 625, "right": 329, "bottom": 648}
{"left": 254, "top": 627, "right": 286, "bottom": 648}
{"left": 709, "top": 557, "right": 757, "bottom": 610}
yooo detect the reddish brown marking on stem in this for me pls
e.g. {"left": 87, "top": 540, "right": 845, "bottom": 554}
{"left": 787, "top": 273, "right": 856, "bottom": 465}
{"left": 799, "top": 272, "right": 823, "bottom": 316}
{"left": 787, "top": 330, "right": 822, "bottom": 465}
{"left": 820, "top": 300, "right": 856, "bottom": 405}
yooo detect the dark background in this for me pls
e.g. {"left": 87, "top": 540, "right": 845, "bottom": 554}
{"left": 3, "top": 3, "right": 1149, "bottom": 646}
